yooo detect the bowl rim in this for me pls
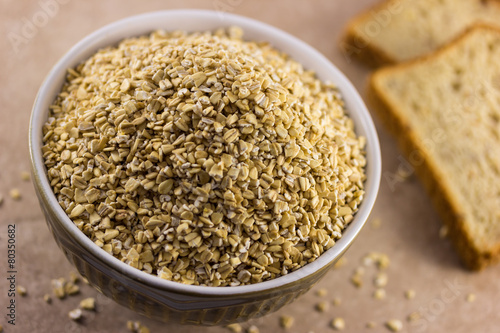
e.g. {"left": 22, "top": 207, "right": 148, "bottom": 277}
{"left": 29, "top": 9, "right": 381, "bottom": 297}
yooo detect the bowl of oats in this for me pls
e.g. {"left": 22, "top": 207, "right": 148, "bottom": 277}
{"left": 29, "top": 10, "right": 381, "bottom": 325}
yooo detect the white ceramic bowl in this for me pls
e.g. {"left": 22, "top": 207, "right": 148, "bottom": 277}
{"left": 29, "top": 10, "right": 381, "bottom": 325}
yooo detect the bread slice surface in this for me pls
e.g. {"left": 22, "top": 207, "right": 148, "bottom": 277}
{"left": 343, "top": 0, "right": 500, "bottom": 66}
{"left": 368, "top": 25, "right": 500, "bottom": 269}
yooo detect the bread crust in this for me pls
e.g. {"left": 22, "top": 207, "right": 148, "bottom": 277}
{"left": 367, "top": 25, "right": 500, "bottom": 270}
{"left": 340, "top": 0, "right": 398, "bottom": 67}
{"left": 343, "top": 0, "right": 500, "bottom": 67}
{"left": 341, "top": 23, "right": 396, "bottom": 67}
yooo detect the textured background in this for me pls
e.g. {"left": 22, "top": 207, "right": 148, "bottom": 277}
{"left": 1, "top": 0, "right": 499, "bottom": 332}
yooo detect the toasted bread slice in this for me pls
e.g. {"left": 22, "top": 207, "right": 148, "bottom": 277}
{"left": 368, "top": 25, "right": 500, "bottom": 270}
{"left": 342, "top": 0, "right": 500, "bottom": 67}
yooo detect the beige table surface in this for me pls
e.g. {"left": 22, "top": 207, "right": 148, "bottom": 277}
{"left": 1, "top": 1, "right": 500, "bottom": 332}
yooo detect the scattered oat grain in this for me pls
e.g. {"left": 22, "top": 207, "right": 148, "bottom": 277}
{"left": 333, "top": 297, "right": 342, "bottom": 306}
{"left": 226, "top": 323, "right": 242, "bottom": 333}
{"left": 44, "top": 294, "right": 52, "bottom": 304}
{"left": 280, "top": 315, "right": 294, "bottom": 329}
{"left": 17, "top": 286, "right": 27, "bottom": 296}
{"left": 405, "top": 289, "right": 416, "bottom": 299}
{"left": 363, "top": 252, "right": 390, "bottom": 269}
{"left": 315, "top": 300, "right": 329, "bottom": 312}
{"left": 331, "top": 317, "right": 345, "bottom": 330}
{"left": 247, "top": 325, "right": 259, "bottom": 333}
{"left": 385, "top": 319, "right": 403, "bottom": 332}
{"left": 21, "top": 171, "right": 31, "bottom": 181}
{"left": 127, "top": 321, "right": 150, "bottom": 333}
{"left": 9, "top": 188, "right": 21, "bottom": 200}
{"left": 68, "top": 308, "right": 83, "bottom": 321}
{"left": 374, "top": 288, "right": 386, "bottom": 300}
{"left": 52, "top": 278, "right": 66, "bottom": 299}
{"left": 315, "top": 288, "right": 328, "bottom": 297}
{"left": 377, "top": 255, "right": 390, "bottom": 269}
{"left": 351, "top": 273, "right": 363, "bottom": 288}
{"left": 80, "top": 297, "right": 96, "bottom": 311}
{"left": 362, "top": 255, "right": 374, "bottom": 266}
{"left": 127, "top": 321, "right": 136, "bottom": 331}
{"left": 65, "top": 281, "right": 80, "bottom": 295}
{"left": 466, "top": 293, "right": 476, "bottom": 302}
{"left": 374, "top": 272, "right": 388, "bottom": 288}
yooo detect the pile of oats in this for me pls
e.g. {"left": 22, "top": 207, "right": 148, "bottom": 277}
{"left": 42, "top": 27, "right": 366, "bottom": 286}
